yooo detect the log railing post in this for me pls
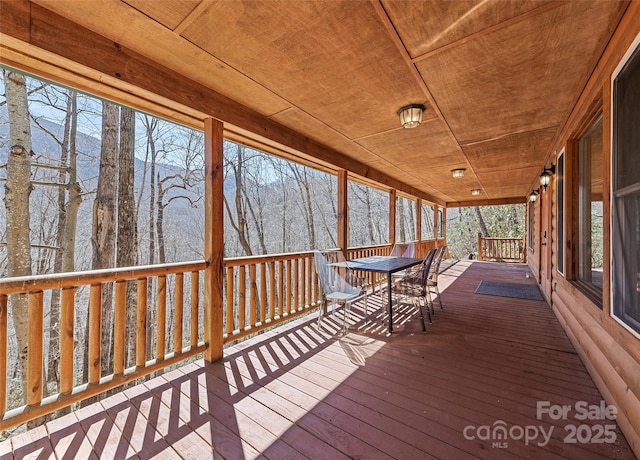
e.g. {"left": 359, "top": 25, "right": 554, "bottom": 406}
{"left": 204, "top": 118, "right": 224, "bottom": 363}
{"left": 477, "top": 232, "right": 483, "bottom": 261}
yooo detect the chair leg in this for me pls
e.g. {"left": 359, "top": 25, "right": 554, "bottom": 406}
{"left": 436, "top": 284, "right": 444, "bottom": 310}
{"left": 423, "top": 296, "right": 432, "bottom": 324}
{"left": 415, "top": 299, "right": 427, "bottom": 333}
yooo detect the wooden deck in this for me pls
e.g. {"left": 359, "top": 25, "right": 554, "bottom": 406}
{"left": 1, "top": 261, "right": 635, "bottom": 459}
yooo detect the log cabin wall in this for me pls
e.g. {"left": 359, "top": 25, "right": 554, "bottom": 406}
{"left": 526, "top": 3, "right": 640, "bottom": 455}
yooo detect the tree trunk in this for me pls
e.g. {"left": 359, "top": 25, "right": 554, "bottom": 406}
{"left": 4, "top": 70, "right": 33, "bottom": 402}
{"left": 89, "top": 101, "right": 118, "bottom": 379}
{"left": 47, "top": 90, "right": 80, "bottom": 392}
{"left": 398, "top": 199, "right": 406, "bottom": 242}
{"left": 116, "top": 107, "right": 138, "bottom": 368}
{"left": 474, "top": 206, "right": 490, "bottom": 238}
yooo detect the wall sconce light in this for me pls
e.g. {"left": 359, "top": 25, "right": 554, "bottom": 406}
{"left": 539, "top": 165, "right": 556, "bottom": 189}
{"left": 451, "top": 168, "right": 466, "bottom": 179}
{"left": 397, "top": 104, "right": 426, "bottom": 129}
{"left": 529, "top": 189, "right": 539, "bottom": 202}
{"left": 471, "top": 189, "right": 481, "bottom": 196}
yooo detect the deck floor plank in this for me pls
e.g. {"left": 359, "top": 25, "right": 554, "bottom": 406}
{"left": 0, "top": 261, "right": 635, "bottom": 459}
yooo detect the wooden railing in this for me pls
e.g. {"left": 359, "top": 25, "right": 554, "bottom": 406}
{"left": 0, "top": 260, "right": 207, "bottom": 430}
{"left": 477, "top": 233, "right": 526, "bottom": 262}
{"left": 223, "top": 251, "right": 322, "bottom": 344}
{"left": 0, "top": 242, "right": 446, "bottom": 429}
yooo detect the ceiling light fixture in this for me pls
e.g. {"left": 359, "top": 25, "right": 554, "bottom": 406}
{"left": 539, "top": 165, "right": 556, "bottom": 189}
{"left": 397, "top": 104, "right": 426, "bottom": 129}
{"left": 471, "top": 189, "right": 481, "bottom": 196}
{"left": 451, "top": 168, "right": 466, "bottom": 179}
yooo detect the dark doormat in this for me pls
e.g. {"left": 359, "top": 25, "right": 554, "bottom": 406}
{"left": 475, "top": 280, "right": 544, "bottom": 301}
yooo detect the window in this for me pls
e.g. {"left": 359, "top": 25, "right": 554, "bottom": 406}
{"left": 576, "top": 115, "right": 604, "bottom": 303}
{"left": 612, "top": 41, "right": 640, "bottom": 335}
{"left": 557, "top": 150, "right": 565, "bottom": 275}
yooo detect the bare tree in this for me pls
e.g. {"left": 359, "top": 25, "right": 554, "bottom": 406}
{"left": 89, "top": 101, "right": 118, "bottom": 377}
{"left": 3, "top": 70, "right": 33, "bottom": 400}
{"left": 116, "top": 107, "right": 138, "bottom": 368}
{"left": 474, "top": 206, "right": 490, "bottom": 237}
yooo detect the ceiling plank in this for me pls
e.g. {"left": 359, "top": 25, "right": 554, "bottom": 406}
{"left": 173, "top": 0, "right": 214, "bottom": 35}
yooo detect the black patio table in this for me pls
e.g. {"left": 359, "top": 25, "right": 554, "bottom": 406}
{"left": 346, "top": 256, "right": 423, "bottom": 333}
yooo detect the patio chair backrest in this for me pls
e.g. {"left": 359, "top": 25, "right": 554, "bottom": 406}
{"left": 428, "top": 246, "right": 446, "bottom": 282}
{"left": 390, "top": 242, "right": 416, "bottom": 258}
{"left": 313, "top": 250, "right": 360, "bottom": 298}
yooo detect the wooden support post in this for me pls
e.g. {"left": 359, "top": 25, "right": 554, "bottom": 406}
{"left": 204, "top": 118, "right": 224, "bottom": 363}
{"left": 477, "top": 232, "right": 483, "bottom": 261}
{"left": 389, "top": 189, "right": 397, "bottom": 246}
{"left": 433, "top": 205, "right": 439, "bottom": 240}
{"left": 416, "top": 198, "right": 423, "bottom": 247}
{"left": 337, "top": 170, "right": 348, "bottom": 256}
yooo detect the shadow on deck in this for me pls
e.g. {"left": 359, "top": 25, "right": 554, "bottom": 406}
{"left": 0, "top": 261, "right": 635, "bottom": 459}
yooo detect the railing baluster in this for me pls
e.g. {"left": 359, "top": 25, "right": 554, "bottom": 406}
{"left": 259, "top": 263, "right": 267, "bottom": 324}
{"left": 298, "top": 257, "right": 304, "bottom": 312}
{"left": 239, "top": 265, "right": 246, "bottom": 330}
{"left": 287, "top": 259, "right": 293, "bottom": 314}
{"left": 191, "top": 271, "right": 199, "bottom": 347}
{"left": 156, "top": 275, "right": 167, "bottom": 360}
{"left": 278, "top": 260, "right": 284, "bottom": 317}
{"left": 27, "top": 292, "right": 44, "bottom": 405}
{"left": 269, "top": 261, "right": 276, "bottom": 320}
{"left": 114, "top": 281, "right": 126, "bottom": 375}
{"left": 249, "top": 264, "right": 257, "bottom": 328}
{"left": 60, "top": 287, "right": 75, "bottom": 393}
{"left": 174, "top": 273, "right": 184, "bottom": 354}
{"left": 0, "top": 294, "right": 7, "bottom": 416}
{"left": 226, "top": 266, "right": 234, "bottom": 335}
{"left": 136, "top": 279, "right": 147, "bottom": 368}
{"left": 88, "top": 284, "right": 102, "bottom": 385}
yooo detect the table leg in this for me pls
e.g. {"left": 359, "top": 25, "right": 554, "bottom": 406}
{"left": 387, "top": 274, "right": 393, "bottom": 333}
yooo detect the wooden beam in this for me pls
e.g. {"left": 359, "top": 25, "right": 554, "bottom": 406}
{"left": 416, "top": 199, "right": 422, "bottom": 242}
{"left": 204, "top": 118, "right": 224, "bottom": 363}
{"left": 389, "top": 189, "right": 397, "bottom": 245}
{"left": 337, "top": 170, "right": 348, "bottom": 256}
{"left": 0, "top": 1, "right": 443, "bottom": 207}
{"left": 445, "top": 196, "right": 526, "bottom": 208}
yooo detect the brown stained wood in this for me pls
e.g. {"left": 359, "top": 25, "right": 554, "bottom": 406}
{"left": 286, "top": 259, "right": 292, "bottom": 314}
{"left": 113, "top": 281, "right": 126, "bottom": 375}
{"left": 238, "top": 265, "right": 246, "bottom": 331}
{"left": 136, "top": 279, "right": 147, "bottom": 368}
{"left": 249, "top": 264, "right": 257, "bottom": 328}
{"left": 174, "top": 272, "right": 184, "bottom": 354}
{"left": 59, "top": 288, "right": 75, "bottom": 394}
{"left": 337, "top": 170, "right": 348, "bottom": 254}
{"left": 26, "top": 291, "right": 44, "bottom": 406}
{"left": 204, "top": 117, "right": 224, "bottom": 363}
{"left": 156, "top": 275, "right": 167, "bottom": 361}
{"left": 0, "top": 259, "right": 206, "bottom": 295}
{"left": 278, "top": 260, "right": 284, "bottom": 317}
{"left": 269, "top": 261, "right": 276, "bottom": 321}
{"left": 190, "top": 271, "right": 199, "bottom": 348}
{"left": 124, "top": 0, "right": 202, "bottom": 31}
{"left": 259, "top": 263, "right": 267, "bottom": 324}
{"left": 389, "top": 189, "right": 396, "bottom": 244}
{"left": 4, "top": 262, "right": 636, "bottom": 458}
{"left": 87, "top": 284, "right": 101, "bottom": 385}
{"left": 225, "top": 267, "right": 234, "bottom": 335}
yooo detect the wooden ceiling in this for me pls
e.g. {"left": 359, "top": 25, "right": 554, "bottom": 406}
{"left": 2, "top": 0, "right": 628, "bottom": 206}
